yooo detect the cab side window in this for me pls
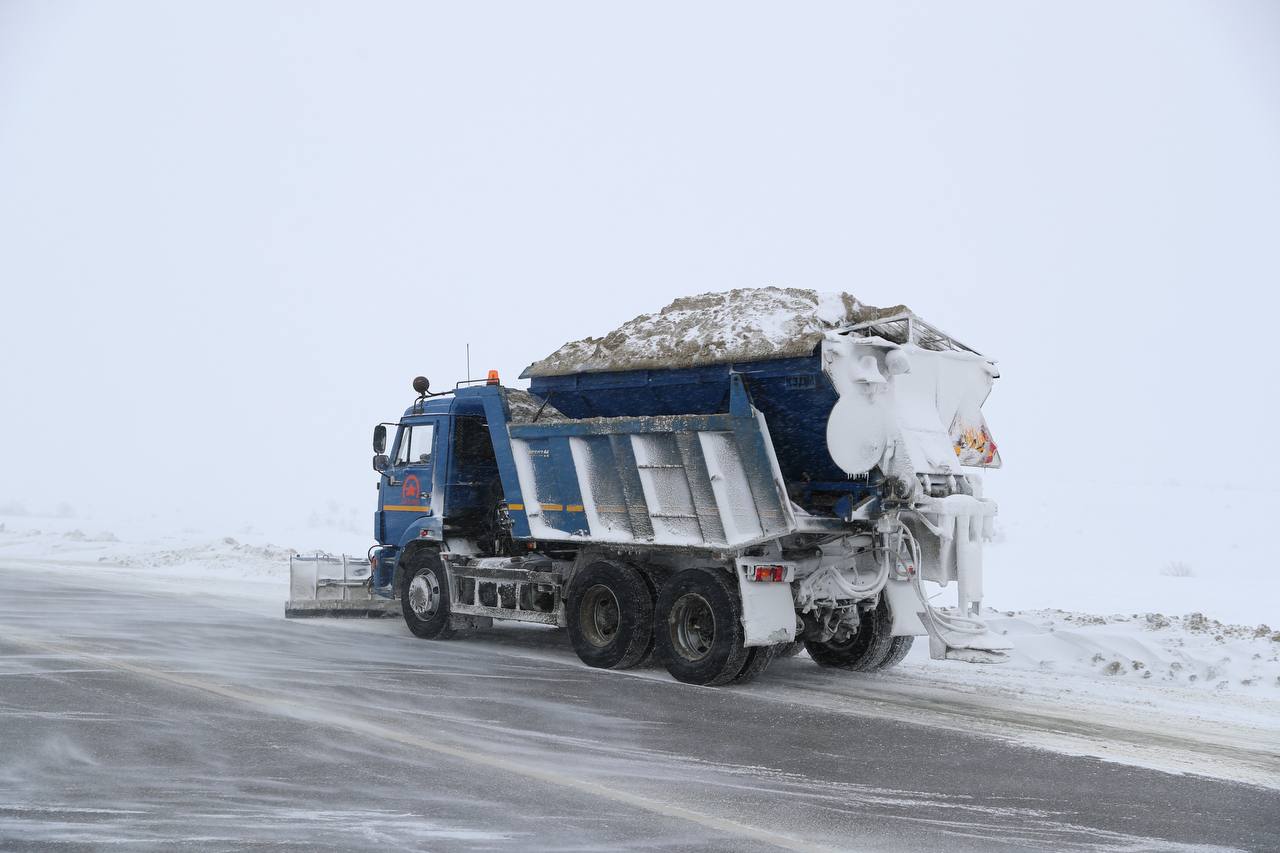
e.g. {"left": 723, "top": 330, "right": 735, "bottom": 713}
{"left": 394, "top": 424, "right": 435, "bottom": 466}
{"left": 393, "top": 427, "right": 413, "bottom": 466}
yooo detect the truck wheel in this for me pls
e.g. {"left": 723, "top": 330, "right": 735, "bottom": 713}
{"left": 401, "top": 553, "right": 456, "bottom": 640}
{"left": 566, "top": 562, "right": 654, "bottom": 670}
{"left": 655, "top": 568, "right": 750, "bottom": 686}
{"left": 732, "top": 643, "right": 780, "bottom": 684}
{"left": 804, "top": 596, "right": 894, "bottom": 671}
{"left": 874, "top": 635, "right": 914, "bottom": 671}
{"left": 777, "top": 640, "right": 805, "bottom": 659}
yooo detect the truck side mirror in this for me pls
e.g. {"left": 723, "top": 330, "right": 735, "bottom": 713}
{"left": 373, "top": 424, "right": 387, "bottom": 454}
{"left": 372, "top": 454, "right": 389, "bottom": 473}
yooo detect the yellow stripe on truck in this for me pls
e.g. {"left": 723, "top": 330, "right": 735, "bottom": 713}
{"left": 386, "top": 502, "right": 582, "bottom": 513}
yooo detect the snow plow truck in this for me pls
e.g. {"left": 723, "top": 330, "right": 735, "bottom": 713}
{"left": 288, "top": 288, "right": 1008, "bottom": 685}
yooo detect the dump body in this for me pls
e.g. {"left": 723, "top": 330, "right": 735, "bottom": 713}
{"left": 504, "top": 375, "right": 796, "bottom": 549}
{"left": 529, "top": 354, "right": 849, "bottom": 497}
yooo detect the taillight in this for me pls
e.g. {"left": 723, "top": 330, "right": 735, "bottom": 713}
{"left": 752, "top": 565, "right": 785, "bottom": 582}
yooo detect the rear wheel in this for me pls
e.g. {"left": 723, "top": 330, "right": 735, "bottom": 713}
{"left": 655, "top": 568, "right": 750, "bottom": 686}
{"left": 875, "top": 635, "right": 914, "bottom": 671}
{"left": 804, "top": 596, "right": 894, "bottom": 671}
{"left": 777, "top": 640, "right": 805, "bottom": 659}
{"left": 400, "top": 550, "right": 456, "bottom": 640}
{"left": 732, "top": 643, "right": 780, "bottom": 684}
{"left": 566, "top": 561, "right": 654, "bottom": 670}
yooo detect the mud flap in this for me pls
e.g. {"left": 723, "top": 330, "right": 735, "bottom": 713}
{"left": 735, "top": 561, "right": 796, "bottom": 647}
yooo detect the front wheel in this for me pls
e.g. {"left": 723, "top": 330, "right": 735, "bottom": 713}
{"left": 400, "top": 552, "right": 456, "bottom": 640}
{"left": 655, "top": 568, "right": 750, "bottom": 686}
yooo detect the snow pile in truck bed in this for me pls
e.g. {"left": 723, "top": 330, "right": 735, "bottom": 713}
{"left": 522, "top": 287, "right": 897, "bottom": 377}
{"left": 502, "top": 387, "right": 566, "bottom": 423}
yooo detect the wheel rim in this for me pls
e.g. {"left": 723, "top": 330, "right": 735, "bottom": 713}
{"left": 579, "top": 584, "right": 621, "bottom": 647}
{"left": 407, "top": 572, "right": 439, "bottom": 619}
{"left": 668, "top": 593, "right": 715, "bottom": 662}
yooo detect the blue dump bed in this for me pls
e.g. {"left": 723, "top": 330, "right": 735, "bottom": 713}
{"left": 528, "top": 354, "right": 858, "bottom": 513}
{"left": 498, "top": 374, "right": 798, "bottom": 550}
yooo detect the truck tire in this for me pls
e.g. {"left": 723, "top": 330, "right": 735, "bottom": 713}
{"left": 874, "top": 635, "right": 914, "bottom": 671}
{"left": 400, "top": 550, "right": 457, "bottom": 640}
{"left": 655, "top": 568, "right": 750, "bottom": 686}
{"left": 732, "top": 643, "right": 780, "bottom": 684}
{"left": 566, "top": 561, "right": 654, "bottom": 670}
{"left": 804, "top": 596, "right": 894, "bottom": 671}
{"left": 777, "top": 640, "right": 805, "bottom": 659}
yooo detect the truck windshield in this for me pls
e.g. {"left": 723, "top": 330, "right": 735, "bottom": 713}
{"left": 394, "top": 423, "right": 435, "bottom": 466}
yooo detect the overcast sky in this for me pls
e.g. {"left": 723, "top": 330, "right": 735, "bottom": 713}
{"left": 2, "top": 1, "right": 1278, "bottom": 529}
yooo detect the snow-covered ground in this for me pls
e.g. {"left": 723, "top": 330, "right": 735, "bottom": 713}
{"left": 2, "top": 476, "right": 1277, "bottom": 785}
{"left": 977, "top": 476, "right": 1280, "bottom": 697}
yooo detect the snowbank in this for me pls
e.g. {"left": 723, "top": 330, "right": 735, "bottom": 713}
{"left": 522, "top": 287, "right": 887, "bottom": 376}
{"left": 959, "top": 608, "right": 1279, "bottom": 696}
{"left": 0, "top": 514, "right": 367, "bottom": 598}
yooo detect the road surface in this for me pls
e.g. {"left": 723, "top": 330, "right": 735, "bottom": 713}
{"left": 1, "top": 563, "right": 1277, "bottom": 852}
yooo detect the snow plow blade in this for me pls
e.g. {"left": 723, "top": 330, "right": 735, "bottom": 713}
{"left": 285, "top": 553, "right": 399, "bottom": 619}
{"left": 284, "top": 599, "right": 399, "bottom": 618}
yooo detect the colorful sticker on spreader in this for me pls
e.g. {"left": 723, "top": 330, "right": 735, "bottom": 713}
{"left": 951, "top": 415, "right": 1001, "bottom": 467}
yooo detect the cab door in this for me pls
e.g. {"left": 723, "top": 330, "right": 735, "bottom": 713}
{"left": 380, "top": 419, "right": 439, "bottom": 547}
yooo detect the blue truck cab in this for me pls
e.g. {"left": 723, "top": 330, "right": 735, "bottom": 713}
{"left": 376, "top": 391, "right": 482, "bottom": 563}
{"left": 370, "top": 379, "right": 530, "bottom": 591}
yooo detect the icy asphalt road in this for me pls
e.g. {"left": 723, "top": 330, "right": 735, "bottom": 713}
{"left": 1, "top": 564, "right": 1277, "bottom": 853}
